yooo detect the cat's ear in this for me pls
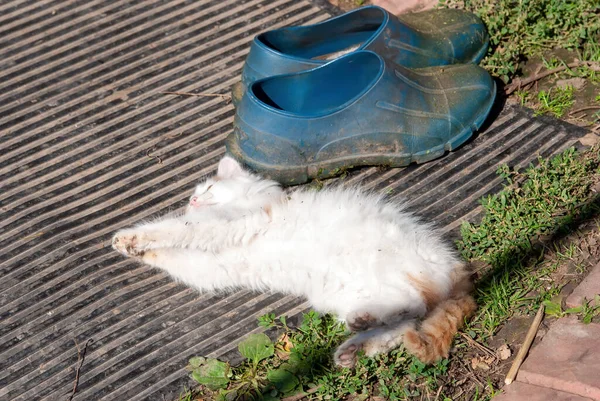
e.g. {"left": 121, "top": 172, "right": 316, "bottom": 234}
{"left": 217, "top": 156, "right": 246, "bottom": 179}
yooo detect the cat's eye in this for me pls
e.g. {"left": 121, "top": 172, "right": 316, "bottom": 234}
{"left": 206, "top": 184, "right": 213, "bottom": 191}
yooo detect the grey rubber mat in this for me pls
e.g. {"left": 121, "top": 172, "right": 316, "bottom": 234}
{"left": 0, "top": 0, "right": 590, "bottom": 400}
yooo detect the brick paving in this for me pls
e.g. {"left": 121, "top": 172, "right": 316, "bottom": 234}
{"left": 494, "top": 262, "right": 600, "bottom": 401}
{"left": 566, "top": 263, "right": 600, "bottom": 309}
{"left": 495, "top": 382, "right": 595, "bottom": 401}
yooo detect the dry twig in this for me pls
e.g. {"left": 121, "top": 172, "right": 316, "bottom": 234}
{"left": 146, "top": 148, "right": 163, "bottom": 164}
{"left": 505, "top": 304, "right": 545, "bottom": 384}
{"left": 68, "top": 338, "right": 93, "bottom": 401}
{"left": 569, "top": 106, "right": 600, "bottom": 117}
{"left": 505, "top": 61, "right": 600, "bottom": 95}
{"left": 434, "top": 385, "right": 444, "bottom": 400}
{"left": 460, "top": 333, "right": 497, "bottom": 359}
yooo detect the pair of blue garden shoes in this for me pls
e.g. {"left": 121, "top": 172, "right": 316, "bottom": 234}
{"left": 226, "top": 6, "right": 497, "bottom": 184}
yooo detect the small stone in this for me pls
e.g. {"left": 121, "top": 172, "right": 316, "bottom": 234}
{"left": 580, "top": 133, "right": 600, "bottom": 148}
{"left": 471, "top": 356, "right": 493, "bottom": 370}
{"left": 497, "top": 344, "right": 511, "bottom": 360}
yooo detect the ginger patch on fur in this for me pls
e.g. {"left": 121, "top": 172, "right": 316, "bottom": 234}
{"left": 406, "top": 273, "right": 442, "bottom": 312}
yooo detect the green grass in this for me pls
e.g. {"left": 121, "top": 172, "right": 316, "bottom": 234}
{"left": 459, "top": 146, "right": 600, "bottom": 339}
{"left": 459, "top": 147, "right": 599, "bottom": 263}
{"left": 442, "top": 0, "right": 600, "bottom": 83}
{"left": 577, "top": 41, "right": 600, "bottom": 82}
{"left": 534, "top": 85, "right": 575, "bottom": 118}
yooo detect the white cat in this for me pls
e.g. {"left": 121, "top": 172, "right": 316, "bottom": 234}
{"left": 112, "top": 156, "right": 476, "bottom": 367}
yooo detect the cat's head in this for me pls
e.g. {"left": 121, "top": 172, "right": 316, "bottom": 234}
{"left": 187, "top": 156, "right": 282, "bottom": 212}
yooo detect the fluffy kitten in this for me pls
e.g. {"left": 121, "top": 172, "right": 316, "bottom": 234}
{"left": 112, "top": 156, "right": 476, "bottom": 367}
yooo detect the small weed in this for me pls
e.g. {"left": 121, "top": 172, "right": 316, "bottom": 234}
{"left": 542, "top": 56, "right": 561, "bottom": 70}
{"left": 176, "top": 388, "right": 202, "bottom": 401}
{"left": 535, "top": 85, "right": 575, "bottom": 117}
{"left": 578, "top": 41, "right": 600, "bottom": 81}
{"left": 308, "top": 179, "right": 324, "bottom": 191}
{"left": 543, "top": 295, "right": 600, "bottom": 323}
{"left": 441, "top": 0, "right": 600, "bottom": 82}
{"left": 515, "top": 89, "right": 530, "bottom": 106}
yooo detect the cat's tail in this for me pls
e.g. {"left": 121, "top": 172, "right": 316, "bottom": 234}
{"left": 403, "top": 263, "right": 477, "bottom": 364}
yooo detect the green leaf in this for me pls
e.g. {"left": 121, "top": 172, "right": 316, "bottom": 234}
{"left": 267, "top": 368, "right": 300, "bottom": 395}
{"left": 564, "top": 306, "right": 582, "bottom": 314}
{"left": 217, "top": 389, "right": 237, "bottom": 401}
{"left": 542, "top": 300, "right": 562, "bottom": 316}
{"left": 191, "top": 358, "right": 230, "bottom": 390}
{"left": 188, "top": 356, "right": 205, "bottom": 369}
{"left": 238, "top": 333, "right": 274, "bottom": 364}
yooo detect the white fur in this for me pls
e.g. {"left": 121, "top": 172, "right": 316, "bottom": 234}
{"left": 112, "top": 156, "right": 463, "bottom": 365}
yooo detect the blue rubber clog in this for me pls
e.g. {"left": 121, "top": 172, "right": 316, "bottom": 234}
{"left": 231, "top": 6, "right": 489, "bottom": 105}
{"left": 226, "top": 51, "right": 496, "bottom": 185}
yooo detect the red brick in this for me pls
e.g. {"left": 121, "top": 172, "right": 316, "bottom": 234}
{"left": 494, "top": 382, "right": 594, "bottom": 401}
{"left": 566, "top": 263, "right": 600, "bottom": 309}
{"left": 517, "top": 317, "right": 600, "bottom": 400}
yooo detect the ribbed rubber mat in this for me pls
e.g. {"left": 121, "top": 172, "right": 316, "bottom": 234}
{"left": 0, "top": 1, "right": 589, "bottom": 400}
{"left": 0, "top": 1, "right": 332, "bottom": 400}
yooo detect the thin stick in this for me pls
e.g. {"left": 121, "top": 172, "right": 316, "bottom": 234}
{"left": 505, "top": 61, "right": 600, "bottom": 95}
{"left": 68, "top": 338, "right": 93, "bottom": 401}
{"left": 569, "top": 105, "right": 600, "bottom": 117}
{"left": 146, "top": 148, "right": 163, "bottom": 164}
{"left": 504, "top": 304, "right": 545, "bottom": 385}
{"left": 460, "top": 332, "right": 497, "bottom": 359}
{"left": 161, "top": 91, "right": 231, "bottom": 99}
{"left": 435, "top": 385, "right": 444, "bottom": 400}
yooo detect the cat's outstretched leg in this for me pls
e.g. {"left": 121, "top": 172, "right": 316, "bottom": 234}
{"left": 113, "top": 219, "right": 199, "bottom": 255}
{"left": 334, "top": 321, "right": 416, "bottom": 368}
{"left": 127, "top": 247, "right": 243, "bottom": 291}
{"left": 113, "top": 212, "right": 269, "bottom": 254}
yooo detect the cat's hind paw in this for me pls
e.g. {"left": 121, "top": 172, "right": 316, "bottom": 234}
{"left": 334, "top": 342, "right": 361, "bottom": 368}
{"left": 112, "top": 230, "right": 147, "bottom": 257}
{"left": 334, "top": 322, "right": 416, "bottom": 369}
{"left": 346, "top": 311, "right": 381, "bottom": 332}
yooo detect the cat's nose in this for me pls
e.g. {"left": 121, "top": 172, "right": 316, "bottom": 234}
{"left": 189, "top": 196, "right": 199, "bottom": 206}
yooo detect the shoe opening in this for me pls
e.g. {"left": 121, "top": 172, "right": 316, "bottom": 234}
{"left": 251, "top": 52, "right": 383, "bottom": 117}
{"left": 257, "top": 7, "right": 385, "bottom": 60}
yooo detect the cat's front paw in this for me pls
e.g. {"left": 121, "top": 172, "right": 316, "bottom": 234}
{"left": 112, "top": 230, "right": 147, "bottom": 257}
